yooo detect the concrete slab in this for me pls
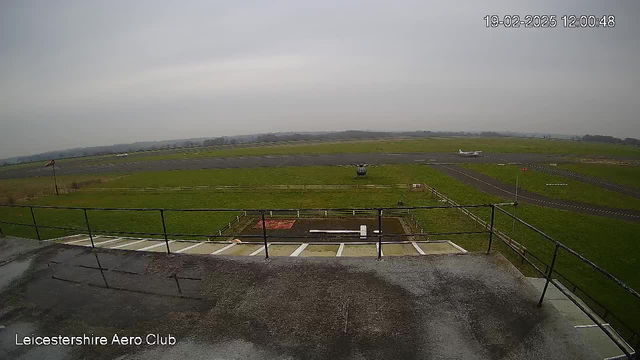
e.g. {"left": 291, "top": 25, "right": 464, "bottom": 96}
{"left": 418, "top": 242, "right": 462, "bottom": 254}
{"left": 218, "top": 244, "right": 262, "bottom": 256}
{"left": 341, "top": 244, "right": 377, "bottom": 257}
{"left": 167, "top": 241, "right": 202, "bottom": 253}
{"left": 181, "top": 242, "right": 228, "bottom": 254}
{"left": 265, "top": 244, "right": 299, "bottom": 256}
{"left": 527, "top": 278, "right": 633, "bottom": 359}
{"left": 383, "top": 243, "right": 419, "bottom": 256}
{"left": 548, "top": 299, "right": 595, "bottom": 326}
{"left": 118, "top": 240, "right": 157, "bottom": 250}
{"left": 93, "top": 238, "right": 132, "bottom": 249}
{"left": 577, "top": 326, "right": 629, "bottom": 359}
{"left": 300, "top": 244, "right": 339, "bottom": 257}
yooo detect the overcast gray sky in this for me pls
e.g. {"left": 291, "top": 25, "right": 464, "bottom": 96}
{"left": 1, "top": 0, "right": 638, "bottom": 158}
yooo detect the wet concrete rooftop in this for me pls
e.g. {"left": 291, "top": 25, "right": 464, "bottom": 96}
{"left": 0, "top": 236, "right": 598, "bottom": 360}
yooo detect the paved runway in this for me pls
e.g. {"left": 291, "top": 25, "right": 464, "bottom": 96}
{"left": 431, "top": 164, "right": 640, "bottom": 223}
{"left": 0, "top": 152, "right": 571, "bottom": 179}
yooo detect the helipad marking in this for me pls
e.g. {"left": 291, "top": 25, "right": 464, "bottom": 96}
{"left": 138, "top": 241, "right": 174, "bottom": 251}
{"left": 249, "top": 244, "right": 271, "bottom": 256}
{"left": 412, "top": 242, "right": 426, "bottom": 255}
{"left": 336, "top": 243, "right": 345, "bottom": 257}
{"left": 93, "top": 238, "right": 125, "bottom": 246}
{"left": 211, "top": 243, "right": 236, "bottom": 255}
{"left": 290, "top": 243, "right": 309, "bottom": 257}
{"left": 175, "top": 242, "right": 204, "bottom": 253}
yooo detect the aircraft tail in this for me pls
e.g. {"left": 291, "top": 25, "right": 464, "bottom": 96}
{"left": 458, "top": 149, "right": 463, "bottom": 153}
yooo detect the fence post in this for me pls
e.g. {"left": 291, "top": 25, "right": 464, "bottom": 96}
{"left": 160, "top": 209, "right": 170, "bottom": 254}
{"left": 538, "top": 244, "right": 560, "bottom": 307}
{"left": 261, "top": 210, "right": 269, "bottom": 259}
{"left": 377, "top": 208, "right": 383, "bottom": 260}
{"left": 486, "top": 205, "right": 495, "bottom": 254}
{"left": 83, "top": 209, "right": 95, "bottom": 248}
{"left": 29, "top": 206, "right": 41, "bottom": 241}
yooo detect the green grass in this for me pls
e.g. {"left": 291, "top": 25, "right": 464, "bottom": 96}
{"left": 557, "top": 163, "right": 640, "bottom": 189}
{"left": 0, "top": 174, "right": 119, "bottom": 204}
{"left": 0, "top": 164, "right": 638, "bottom": 337}
{"left": 100, "top": 166, "right": 416, "bottom": 188}
{"left": 461, "top": 163, "right": 640, "bottom": 211}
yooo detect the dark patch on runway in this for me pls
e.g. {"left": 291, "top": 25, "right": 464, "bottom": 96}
{"left": 431, "top": 164, "right": 640, "bottom": 223}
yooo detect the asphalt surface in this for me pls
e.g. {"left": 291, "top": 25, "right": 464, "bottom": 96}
{"left": 0, "top": 237, "right": 598, "bottom": 360}
{"left": 432, "top": 164, "right": 640, "bottom": 223}
{"left": 0, "top": 152, "right": 573, "bottom": 179}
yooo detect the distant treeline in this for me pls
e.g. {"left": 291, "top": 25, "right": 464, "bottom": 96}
{"left": 1, "top": 130, "right": 636, "bottom": 166}
{"left": 582, "top": 134, "right": 640, "bottom": 146}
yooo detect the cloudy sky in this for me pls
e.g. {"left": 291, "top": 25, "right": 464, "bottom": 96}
{"left": 1, "top": 1, "right": 638, "bottom": 158}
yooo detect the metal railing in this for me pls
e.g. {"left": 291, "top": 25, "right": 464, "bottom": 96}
{"left": 0, "top": 204, "right": 497, "bottom": 255}
{"left": 494, "top": 205, "right": 639, "bottom": 359}
{"left": 0, "top": 201, "right": 637, "bottom": 358}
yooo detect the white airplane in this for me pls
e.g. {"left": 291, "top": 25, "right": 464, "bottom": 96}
{"left": 458, "top": 149, "right": 482, "bottom": 157}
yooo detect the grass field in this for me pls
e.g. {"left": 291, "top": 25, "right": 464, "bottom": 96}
{"left": 0, "top": 174, "right": 119, "bottom": 204}
{"left": 0, "top": 163, "right": 638, "bottom": 337}
{"left": 3, "top": 136, "right": 640, "bottom": 172}
{"left": 461, "top": 164, "right": 640, "bottom": 211}
{"left": 557, "top": 163, "right": 640, "bottom": 189}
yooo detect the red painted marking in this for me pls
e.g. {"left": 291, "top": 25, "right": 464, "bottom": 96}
{"left": 255, "top": 219, "right": 296, "bottom": 230}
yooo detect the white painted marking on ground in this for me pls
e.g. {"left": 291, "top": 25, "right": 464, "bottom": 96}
{"left": 336, "top": 243, "right": 345, "bottom": 257}
{"left": 93, "top": 238, "right": 124, "bottom": 246}
{"left": 447, "top": 241, "right": 468, "bottom": 253}
{"left": 290, "top": 243, "right": 309, "bottom": 257}
{"left": 175, "top": 242, "right": 204, "bottom": 253}
{"left": 211, "top": 243, "right": 236, "bottom": 255}
{"left": 138, "top": 241, "right": 174, "bottom": 251}
{"left": 111, "top": 239, "right": 147, "bottom": 249}
{"left": 65, "top": 237, "right": 94, "bottom": 245}
{"left": 249, "top": 244, "right": 270, "bottom": 256}
{"left": 412, "top": 242, "right": 426, "bottom": 255}
{"left": 574, "top": 324, "right": 610, "bottom": 328}
{"left": 47, "top": 234, "right": 85, "bottom": 242}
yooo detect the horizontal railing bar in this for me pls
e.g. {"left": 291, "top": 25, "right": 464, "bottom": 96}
{"left": 496, "top": 205, "right": 640, "bottom": 302}
{"left": 0, "top": 221, "right": 35, "bottom": 227}
{"left": 549, "top": 278, "right": 633, "bottom": 358}
{"left": 0, "top": 204, "right": 506, "bottom": 211}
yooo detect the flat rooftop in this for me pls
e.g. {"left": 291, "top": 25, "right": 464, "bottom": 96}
{"left": 0, "top": 237, "right": 597, "bottom": 360}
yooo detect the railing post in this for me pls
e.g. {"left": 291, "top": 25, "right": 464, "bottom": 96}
{"left": 30, "top": 206, "right": 41, "bottom": 241}
{"left": 538, "top": 244, "right": 560, "bottom": 307}
{"left": 261, "top": 210, "right": 269, "bottom": 259}
{"left": 487, "top": 205, "right": 495, "bottom": 254}
{"left": 83, "top": 209, "right": 95, "bottom": 248}
{"left": 160, "top": 209, "right": 170, "bottom": 254}
{"left": 377, "top": 208, "right": 383, "bottom": 260}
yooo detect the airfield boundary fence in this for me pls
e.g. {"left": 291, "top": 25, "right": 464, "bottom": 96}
{"left": 0, "top": 201, "right": 638, "bottom": 358}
